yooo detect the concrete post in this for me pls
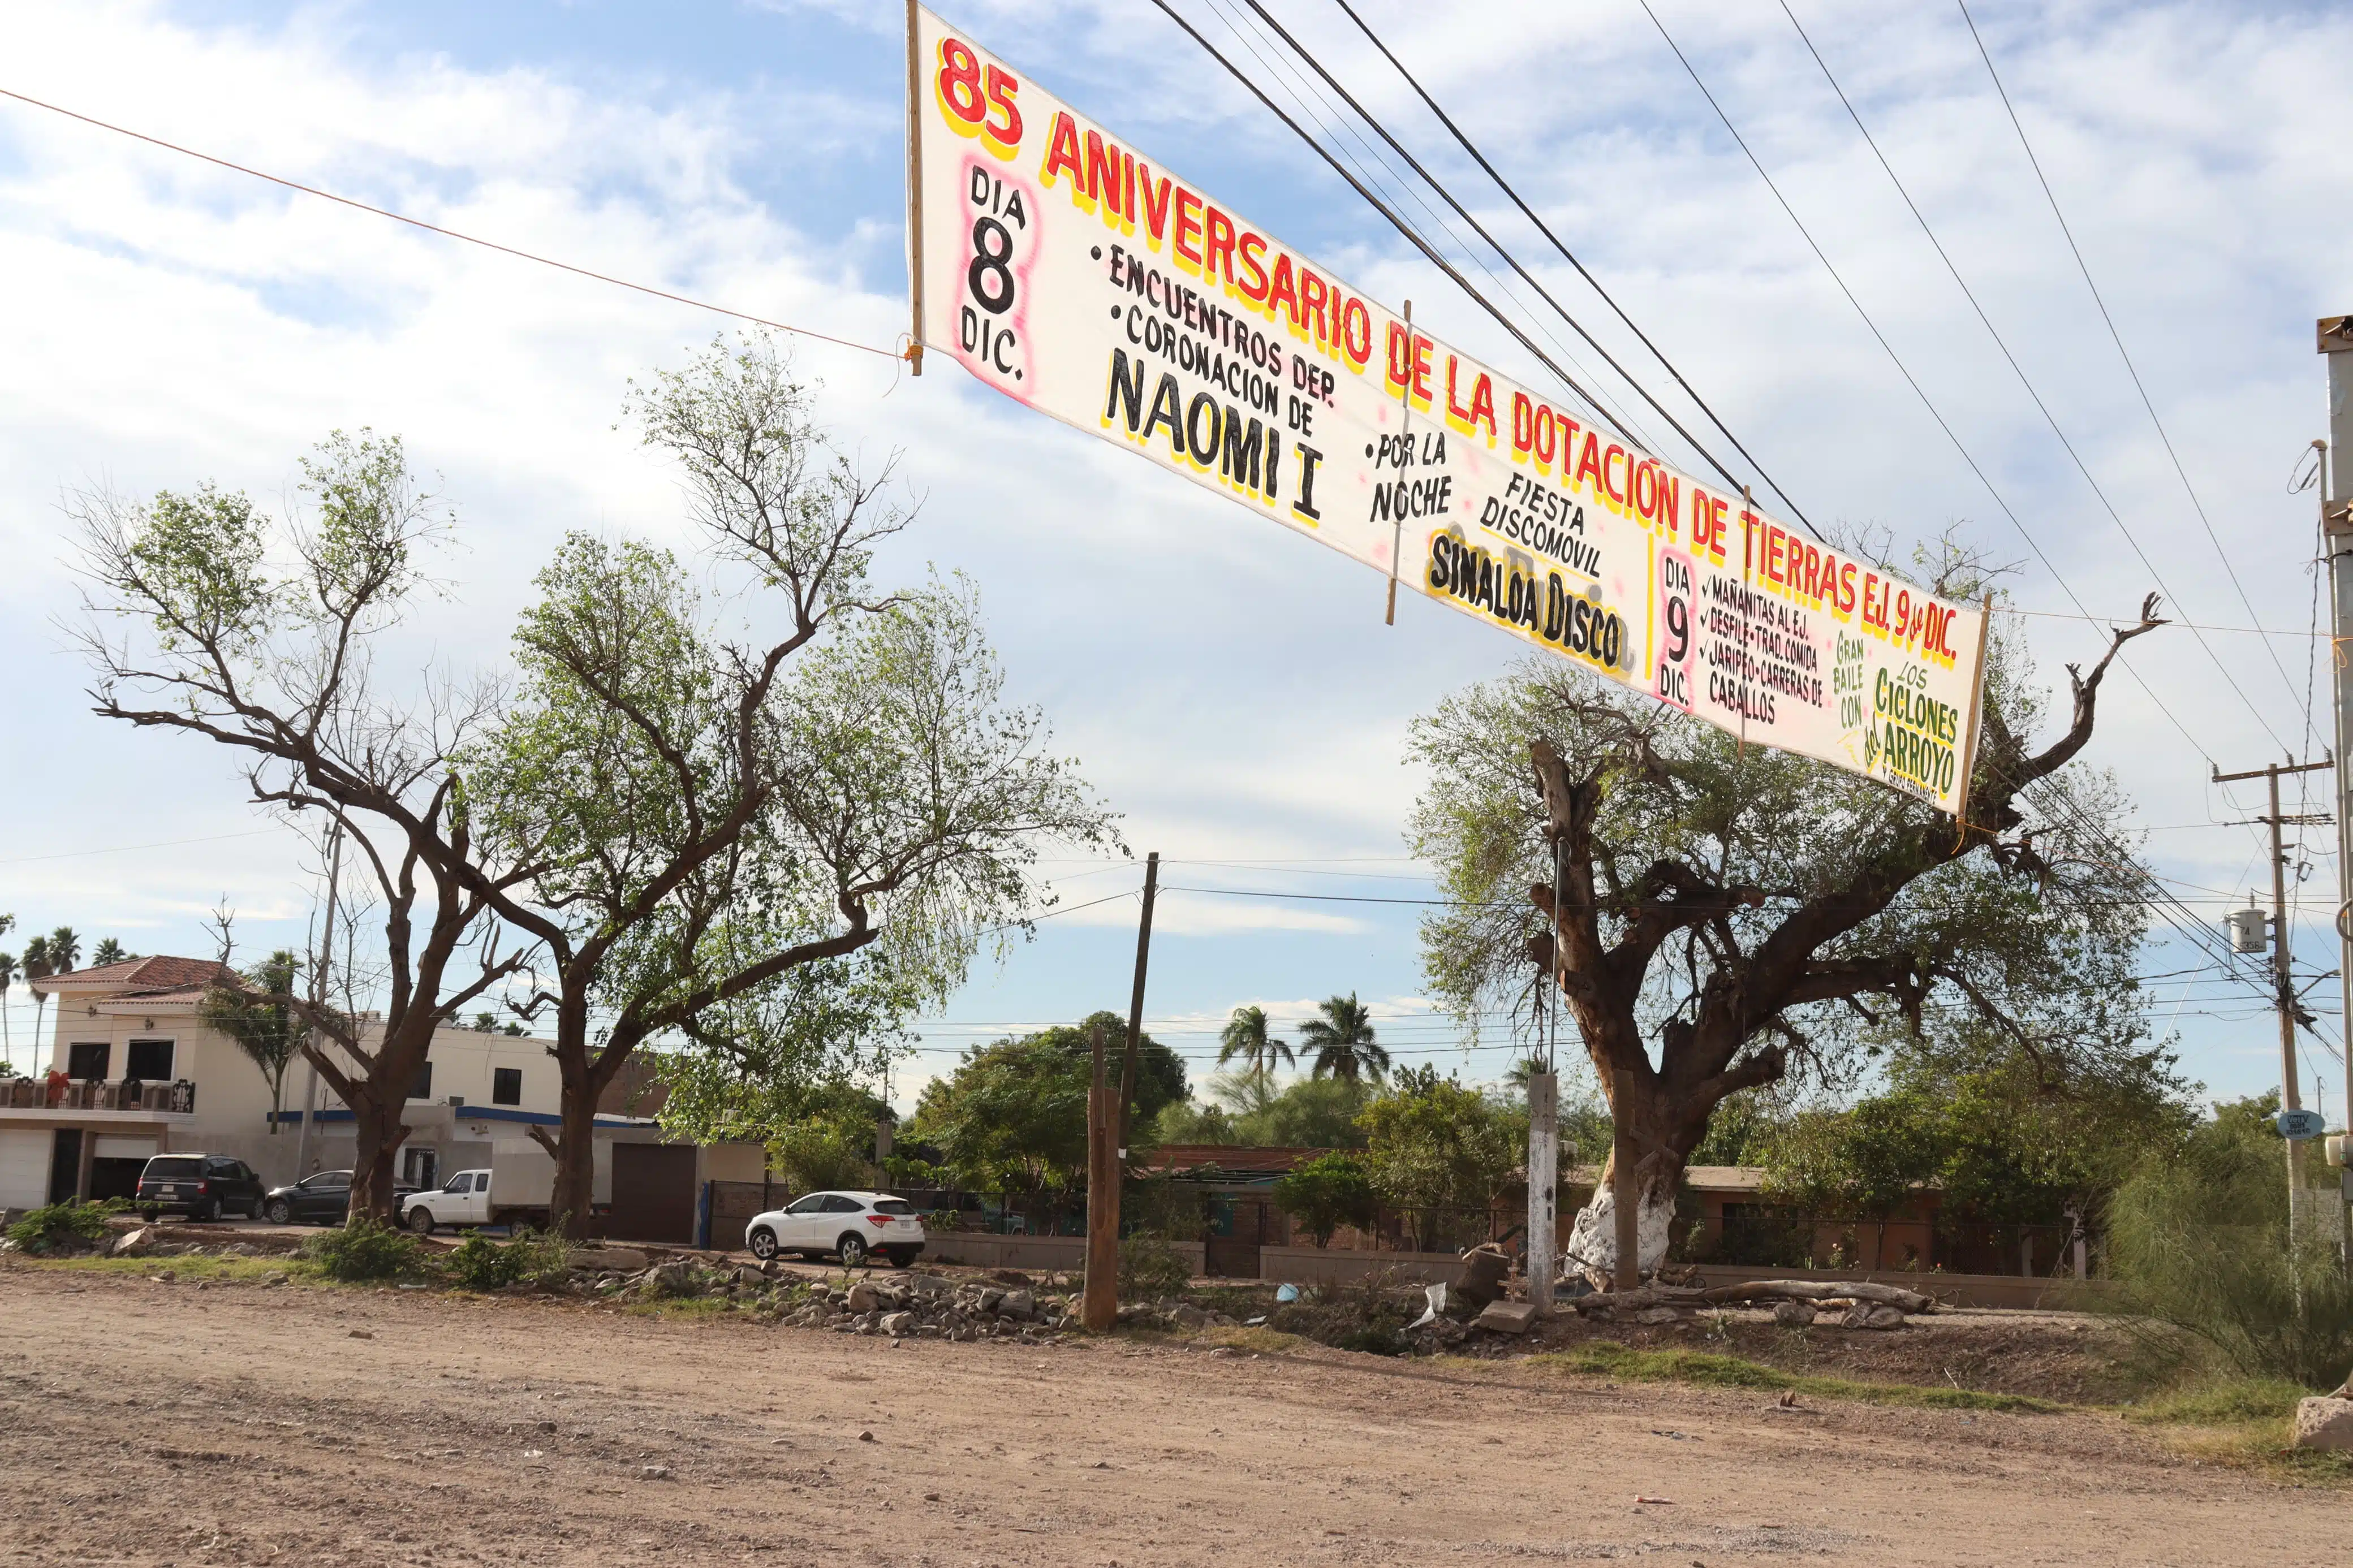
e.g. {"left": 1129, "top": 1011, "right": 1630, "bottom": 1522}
{"left": 1525, "top": 1071, "right": 1557, "bottom": 1312}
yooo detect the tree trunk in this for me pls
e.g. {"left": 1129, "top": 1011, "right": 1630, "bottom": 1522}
{"left": 1559, "top": 1074, "right": 1695, "bottom": 1286}
{"left": 347, "top": 1093, "right": 408, "bottom": 1224}
{"left": 549, "top": 1074, "right": 601, "bottom": 1239}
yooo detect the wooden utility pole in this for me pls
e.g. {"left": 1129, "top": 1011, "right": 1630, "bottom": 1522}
{"left": 1115, "top": 852, "right": 1161, "bottom": 1150}
{"left": 2213, "top": 755, "right": 2334, "bottom": 1243}
{"left": 1083, "top": 1021, "right": 1118, "bottom": 1331}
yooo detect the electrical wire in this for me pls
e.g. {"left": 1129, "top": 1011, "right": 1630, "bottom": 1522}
{"left": 1954, "top": 0, "right": 2302, "bottom": 716}
{"left": 1196, "top": 0, "right": 1666, "bottom": 456}
{"left": 1635, "top": 1, "right": 2220, "bottom": 770}
{"left": 1227, "top": 0, "right": 1816, "bottom": 532}
{"left": 0, "top": 85, "right": 905, "bottom": 364}
{"left": 1144, "top": 0, "right": 1656, "bottom": 459}
{"left": 1774, "top": 1, "right": 2289, "bottom": 754}
{"left": 1324, "top": 0, "right": 1818, "bottom": 534}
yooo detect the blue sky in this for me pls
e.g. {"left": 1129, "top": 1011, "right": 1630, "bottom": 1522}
{"left": 2, "top": 0, "right": 2350, "bottom": 1121}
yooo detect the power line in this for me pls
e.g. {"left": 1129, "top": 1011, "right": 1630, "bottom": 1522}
{"left": 1634, "top": 1, "right": 2218, "bottom": 769}
{"left": 1953, "top": 0, "right": 2302, "bottom": 718}
{"left": 1195, "top": 0, "right": 1667, "bottom": 456}
{"left": 1144, "top": 0, "right": 1670, "bottom": 467}
{"left": 1223, "top": 0, "right": 1818, "bottom": 534}
{"left": 0, "top": 85, "right": 904, "bottom": 364}
{"left": 1773, "top": 1, "right": 2290, "bottom": 753}
{"left": 1323, "top": 0, "right": 1818, "bottom": 534}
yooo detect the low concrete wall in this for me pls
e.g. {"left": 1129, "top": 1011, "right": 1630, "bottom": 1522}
{"left": 1687, "top": 1263, "right": 2106, "bottom": 1312}
{"left": 924, "top": 1232, "right": 1208, "bottom": 1277}
{"left": 1259, "top": 1245, "right": 1463, "bottom": 1286}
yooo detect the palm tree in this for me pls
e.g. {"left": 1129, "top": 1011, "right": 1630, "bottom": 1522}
{"left": 0, "top": 949, "right": 18, "bottom": 1072}
{"left": 47, "top": 927, "right": 80, "bottom": 975}
{"left": 1217, "top": 1005, "right": 1294, "bottom": 1086}
{"left": 91, "top": 938, "right": 128, "bottom": 967}
{"left": 20, "top": 935, "right": 50, "bottom": 1055}
{"left": 1300, "top": 993, "right": 1389, "bottom": 1084}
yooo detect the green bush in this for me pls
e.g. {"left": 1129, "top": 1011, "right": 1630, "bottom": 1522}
{"left": 5, "top": 1199, "right": 124, "bottom": 1255}
{"left": 2102, "top": 1107, "right": 2353, "bottom": 1391}
{"left": 1117, "top": 1232, "right": 1195, "bottom": 1299}
{"left": 303, "top": 1217, "right": 432, "bottom": 1282}
{"left": 1272, "top": 1152, "right": 1377, "bottom": 1247}
{"left": 443, "top": 1229, "right": 574, "bottom": 1291}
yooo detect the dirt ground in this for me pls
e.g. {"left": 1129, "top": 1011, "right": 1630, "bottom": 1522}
{"left": 1, "top": 1262, "right": 2342, "bottom": 1568}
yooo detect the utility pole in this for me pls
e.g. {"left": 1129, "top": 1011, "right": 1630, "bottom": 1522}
{"left": 1525, "top": 832, "right": 1564, "bottom": 1315}
{"left": 294, "top": 820, "right": 343, "bottom": 1182}
{"left": 1083, "top": 1021, "right": 1117, "bottom": 1332}
{"left": 2213, "top": 755, "right": 2333, "bottom": 1241}
{"left": 1115, "top": 852, "right": 1160, "bottom": 1151}
{"left": 2320, "top": 313, "right": 2353, "bottom": 1252}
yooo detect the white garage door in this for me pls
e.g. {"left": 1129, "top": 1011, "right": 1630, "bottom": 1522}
{"left": 93, "top": 1136, "right": 157, "bottom": 1161}
{"left": 0, "top": 1129, "right": 50, "bottom": 1208}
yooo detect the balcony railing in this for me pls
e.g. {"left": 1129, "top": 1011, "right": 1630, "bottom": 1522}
{"left": 1, "top": 1077, "right": 196, "bottom": 1113}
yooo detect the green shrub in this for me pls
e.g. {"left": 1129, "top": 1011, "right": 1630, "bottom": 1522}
{"left": 1272, "top": 1152, "right": 1377, "bottom": 1246}
{"left": 1117, "top": 1232, "right": 1195, "bottom": 1299}
{"left": 443, "top": 1229, "right": 574, "bottom": 1291}
{"left": 2102, "top": 1109, "right": 2353, "bottom": 1390}
{"left": 5, "top": 1199, "right": 123, "bottom": 1255}
{"left": 303, "top": 1218, "right": 432, "bottom": 1282}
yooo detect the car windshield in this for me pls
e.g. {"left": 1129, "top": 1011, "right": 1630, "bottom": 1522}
{"left": 143, "top": 1157, "right": 202, "bottom": 1180}
{"left": 872, "top": 1200, "right": 916, "bottom": 1216}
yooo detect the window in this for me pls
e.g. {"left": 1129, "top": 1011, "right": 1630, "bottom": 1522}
{"left": 872, "top": 1199, "right": 915, "bottom": 1216}
{"left": 408, "top": 1062, "right": 433, "bottom": 1101}
{"left": 400, "top": 1148, "right": 437, "bottom": 1189}
{"left": 475, "top": 1172, "right": 492, "bottom": 1193}
{"left": 143, "top": 1156, "right": 202, "bottom": 1181}
{"left": 443, "top": 1172, "right": 472, "bottom": 1194}
{"left": 492, "top": 1068, "right": 523, "bottom": 1107}
{"left": 301, "top": 1171, "right": 350, "bottom": 1190}
{"left": 67, "top": 1042, "right": 110, "bottom": 1081}
{"left": 821, "top": 1194, "right": 864, "bottom": 1213}
{"left": 126, "top": 1039, "right": 174, "bottom": 1080}
{"left": 784, "top": 1194, "right": 827, "bottom": 1215}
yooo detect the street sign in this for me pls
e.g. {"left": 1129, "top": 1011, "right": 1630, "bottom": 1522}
{"left": 2275, "top": 1108, "right": 2328, "bottom": 1141}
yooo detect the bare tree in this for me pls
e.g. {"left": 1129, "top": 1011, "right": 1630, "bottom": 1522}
{"left": 70, "top": 433, "right": 534, "bottom": 1219}
{"left": 1412, "top": 543, "right": 2164, "bottom": 1279}
{"left": 458, "top": 337, "right": 1121, "bottom": 1232}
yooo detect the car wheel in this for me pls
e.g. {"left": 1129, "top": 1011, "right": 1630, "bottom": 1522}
{"left": 747, "top": 1226, "right": 779, "bottom": 1261}
{"left": 885, "top": 1248, "right": 914, "bottom": 1269}
{"left": 406, "top": 1208, "right": 435, "bottom": 1236}
{"left": 201, "top": 1196, "right": 223, "bottom": 1224}
{"left": 140, "top": 1209, "right": 158, "bottom": 1224}
{"left": 837, "top": 1233, "right": 869, "bottom": 1268}
{"left": 264, "top": 1199, "right": 292, "bottom": 1225}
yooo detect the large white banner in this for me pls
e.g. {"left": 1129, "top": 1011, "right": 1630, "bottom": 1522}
{"left": 908, "top": 6, "right": 1987, "bottom": 813}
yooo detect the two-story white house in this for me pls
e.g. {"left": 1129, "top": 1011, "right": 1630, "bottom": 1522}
{"left": 1, "top": 955, "right": 762, "bottom": 1242}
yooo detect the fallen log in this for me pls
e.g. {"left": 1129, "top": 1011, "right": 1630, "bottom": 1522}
{"left": 1699, "top": 1280, "right": 1937, "bottom": 1314}
{"left": 1569, "top": 1278, "right": 1936, "bottom": 1316}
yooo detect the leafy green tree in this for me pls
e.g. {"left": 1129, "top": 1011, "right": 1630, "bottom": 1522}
{"left": 457, "top": 338, "right": 1117, "bottom": 1231}
{"left": 71, "top": 434, "right": 533, "bottom": 1219}
{"left": 1272, "top": 1151, "right": 1378, "bottom": 1246}
{"left": 909, "top": 1011, "right": 1186, "bottom": 1191}
{"left": 1234, "top": 1075, "right": 1372, "bottom": 1148}
{"left": 1150, "top": 1099, "right": 1239, "bottom": 1144}
{"left": 1358, "top": 1065, "right": 1518, "bottom": 1251}
{"left": 1410, "top": 548, "right": 2163, "bottom": 1278}
{"left": 90, "top": 938, "right": 130, "bottom": 967}
{"left": 1217, "top": 1005, "right": 1293, "bottom": 1087}
{"left": 1299, "top": 993, "right": 1389, "bottom": 1083}
{"left": 199, "top": 950, "right": 305, "bottom": 1133}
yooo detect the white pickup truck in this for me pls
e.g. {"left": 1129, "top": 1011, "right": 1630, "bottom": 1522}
{"left": 399, "top": 1139, "right": 609, "bottom": 1233}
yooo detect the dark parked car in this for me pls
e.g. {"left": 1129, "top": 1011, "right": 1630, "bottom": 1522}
{"left": 258, "top": 1169, "right": 417, "bottom": 1225}
{"left": 136, "top": 1154, "right": 265, "bottom": 1222}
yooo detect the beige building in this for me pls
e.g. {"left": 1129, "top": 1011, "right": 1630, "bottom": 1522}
{"left": 2, "top": 956, "right": 761, "bottom": 1242}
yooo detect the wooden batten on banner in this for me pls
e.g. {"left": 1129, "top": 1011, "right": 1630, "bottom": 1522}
{"left": 902, "top": 0, "right": 925, "bottom": 375}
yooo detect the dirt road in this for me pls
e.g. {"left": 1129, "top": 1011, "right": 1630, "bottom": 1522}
{"left": 0, "top": 1265, "right": 2337, "bottom": 1567}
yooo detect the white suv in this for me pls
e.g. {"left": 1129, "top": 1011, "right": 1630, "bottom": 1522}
{"left": 745, "top": 1190, "right": 926, "bottom": 1269}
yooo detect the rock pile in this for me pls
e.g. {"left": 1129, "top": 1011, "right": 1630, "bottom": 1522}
{"left": 782, "top": 1273, "right": 1080, "bottom": 1342}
